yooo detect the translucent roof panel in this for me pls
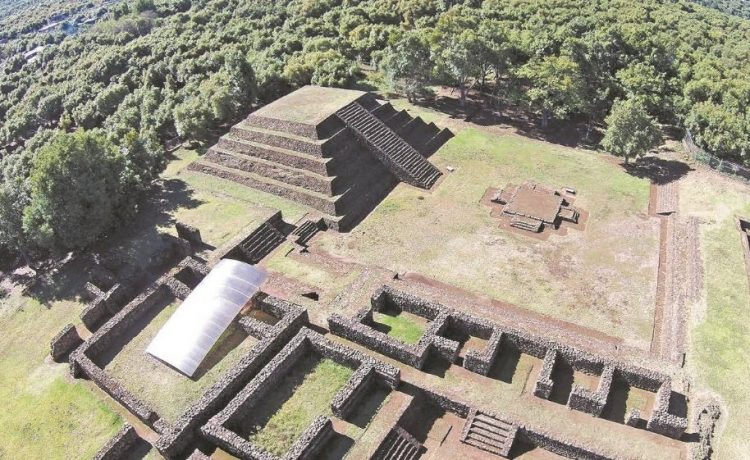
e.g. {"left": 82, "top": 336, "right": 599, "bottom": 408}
{"left": 146, "top": 259, "right": 267, "bottom": 377}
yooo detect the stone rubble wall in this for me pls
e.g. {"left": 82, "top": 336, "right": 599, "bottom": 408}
{"left": 690, "top": 399, "right": 722, "bottom": 460}
{"left": 81, "top": 282, "right": 131, "bottom": 331}
{"left": 520, "top": 429, "right": 613, "bottom": 460}
{"left": 92, "top": 424, "right": 141, "bottom": 460}
{"left": 71, "top": 350, "right": 160, "bottom": 426}
{"left": 464, "top": 328, "right": 503, "bottom": 376}
{"left": 534, "top": 348, "right": 557, "bottom": 399}
{"left": 333, "top": 285, "right": 689, "bottom": 439}
{"left": 567, "top": 364, "right": 614, "bottom": 416}
{"left": 175, "top": 222, "right": 202, "bottom": 245}
{"left": 50, "top": 323, "right": 82, "bottom": 362}
{"left": 646, "top": 380, "right": 689, "bottom": 438}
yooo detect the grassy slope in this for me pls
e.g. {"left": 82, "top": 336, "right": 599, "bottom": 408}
{"left": 680, "top": 170, "right": 750, "bottom": 458}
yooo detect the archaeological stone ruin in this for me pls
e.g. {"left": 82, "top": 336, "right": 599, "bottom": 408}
{"left": 189, "top": 85, "right": 453, "bottom": 231}
{"left": 53, "top": 86, "right": 715, "bottom": 460}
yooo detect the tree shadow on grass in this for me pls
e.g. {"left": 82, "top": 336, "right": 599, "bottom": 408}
{"left": 29, "top": 178, "right": 203, "bottom": 306}
{"left": 622, "top": 156, "right": 693, "bottom": 185}
{"left": 412, "top": 87, "right": 603, "bottom": 148}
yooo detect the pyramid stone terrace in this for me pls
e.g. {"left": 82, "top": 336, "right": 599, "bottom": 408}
{"left": 189, "top": 85, "right": 453, "bottom": 231}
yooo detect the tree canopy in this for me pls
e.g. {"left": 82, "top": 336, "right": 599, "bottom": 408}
{"left": 2, "top": 0, "right": 750, "bottom": 259}
{"left": 601, "top": 98, "right": 663, "bottom": 163}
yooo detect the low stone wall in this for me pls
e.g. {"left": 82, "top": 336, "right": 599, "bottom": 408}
{"left": 534, "top": 348, "right": 557, "bottom": 399}
{"left": 646, "top": 380, "right": 689, "bottom": 438}
{"left": 331, "top": 365, "right": 376, "bottom": 419}
{"left": 202, "top": 328, "right": 398, "bottom": 459}
{"left": 71, "top": 351, "right": 160, "bottom": 426}
{"left": 338, "top": 285, "right": 689, "bottom": 439}
{"left": 176, "top": 222, "right": 202, "bottom": 245}
{"left": 691, "top": 399, "right": 721, "bottom": 460}
{"left": 567, "top": 364, "right": 614, "bottom": 416}
{"left": 50, "top": 323, "right": 82, "bottom": 362}
{"left": 464, "top": 328, "right": 503, "bottom": 376}
{"left": 520, "top": 429, "right": 612, "bottom": 460}
{"left": 92, "top": 424, "right": 140, "bottom": 460}
{"left": 81, "top": 282, "right": 131, "bottom": 331}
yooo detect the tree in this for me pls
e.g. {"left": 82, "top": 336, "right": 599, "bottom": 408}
{"left": 431, "top": 7, "right": 484, "bottom": 108}
{"left": 517, "top": 55, "right": 587, "bottom": 128}
{"left": 685, "top": 101, "right": 750, "bottom": 163}
{"left": 0, "top": 156, "right": 32, "bottom": 264}
{"left": 383, "top": 32, "right": 433, "bottom": 102}
{"left": 601, "top": 98, "right": 662, "bottom": 163}
{"left": 22, "top": 131, "right": 126, "bottom": 252}
{"left": 174, "top": 94, "right": 214, "bottom": 144}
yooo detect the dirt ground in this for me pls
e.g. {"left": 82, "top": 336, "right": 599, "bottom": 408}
{"left": 313, "top": 128, "right": 659, "bottom": 349}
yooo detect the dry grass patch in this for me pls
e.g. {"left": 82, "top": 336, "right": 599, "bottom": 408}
{"left": 316, "top": 128, "right": 657, "bottom": 346}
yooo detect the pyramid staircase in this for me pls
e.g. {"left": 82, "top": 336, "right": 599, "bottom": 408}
{"left": 189, "top": 91, "right": 452, "bottom": 231}
{"left": 371, "top": 426, "right": 423, "bottom": 460}
{"left": 459, "top": 409, "right": 517, "bottom": 457}
{"left": 336, "top": 102, "right": 442, "bottom": 189}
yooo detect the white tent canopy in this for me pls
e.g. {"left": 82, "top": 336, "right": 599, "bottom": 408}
{"left": 146, "top": 259, "right": 267, "bottom": 377}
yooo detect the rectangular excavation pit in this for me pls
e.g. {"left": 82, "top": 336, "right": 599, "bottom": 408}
{"left": 201, "top": 328, "right": 400, "bottom": 460}
{"left": 101, "top": 293, "right": 260, "bottom": 424}
{"left": 237, "top": 355, "right": 354, "bottom": 456}
{"left": 372, "top": 308, "right": 428, "bottom": 345}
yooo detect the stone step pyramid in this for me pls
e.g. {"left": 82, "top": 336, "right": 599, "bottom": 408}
{"left": 188, "top": 85, "right": 453, "bottom": 231}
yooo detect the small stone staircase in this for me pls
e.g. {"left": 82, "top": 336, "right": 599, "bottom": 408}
{"left": 238, "top": 221, "right": 286, "bottom": 264}
{"left": 337, "top": 102, "right": 442, "bottom": 189}
{"left": 371, "top": 426, "right": 423, "bottom": 460}
{"left": 290, "top": 219, "right": 322, "bottom": 246}
{"left": 510, "top": 216, "right": 543, "bottom": 233}
{"left": 460, "top": 409, "right": 517, "bottom": 457}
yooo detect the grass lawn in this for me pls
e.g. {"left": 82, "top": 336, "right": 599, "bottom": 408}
{"left": 316, "top": 127, "right": 657, "bottom": 346}
{"left": 373, "top": 311, "right": 426, "bottom": 344}
{"left": 245, "top": 356, "right": 353, "bottom": 456}
{"left": 104, "top": 299, "right": 259, "bottom": 423}
{"left": 0, "top": 281, "right": 121, "bottom": 458}
{"left": 679, "top": 170, "right": 750, "bottom": 458}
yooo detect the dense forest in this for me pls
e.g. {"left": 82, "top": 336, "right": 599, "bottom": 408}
{"left": 2, "top": 0, "right": 750, "bottom": 262}
{"left": 689, "top": 0, "right": 750, "bottom": 19}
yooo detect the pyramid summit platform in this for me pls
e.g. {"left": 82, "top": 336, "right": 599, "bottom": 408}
{"left": 189, "top": 85, "right": 454, "bottom": 231}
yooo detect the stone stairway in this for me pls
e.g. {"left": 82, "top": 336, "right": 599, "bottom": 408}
{"left": 290, "top": 219, "right": 322, "bottom": 246}
{"left": 459, "top": 409, "right": 517, "bottom": 457}
{"left": 371, "top": 426, "right": 423, "bottom": 460}
{"left": 336, "top": 102, "right": 442, "bottom": 189}
{"left": 510, "top": 216, "right": 543, "bottom": 233}
{"left": 238, "top": 221, "right": 286, "bottom": 264}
